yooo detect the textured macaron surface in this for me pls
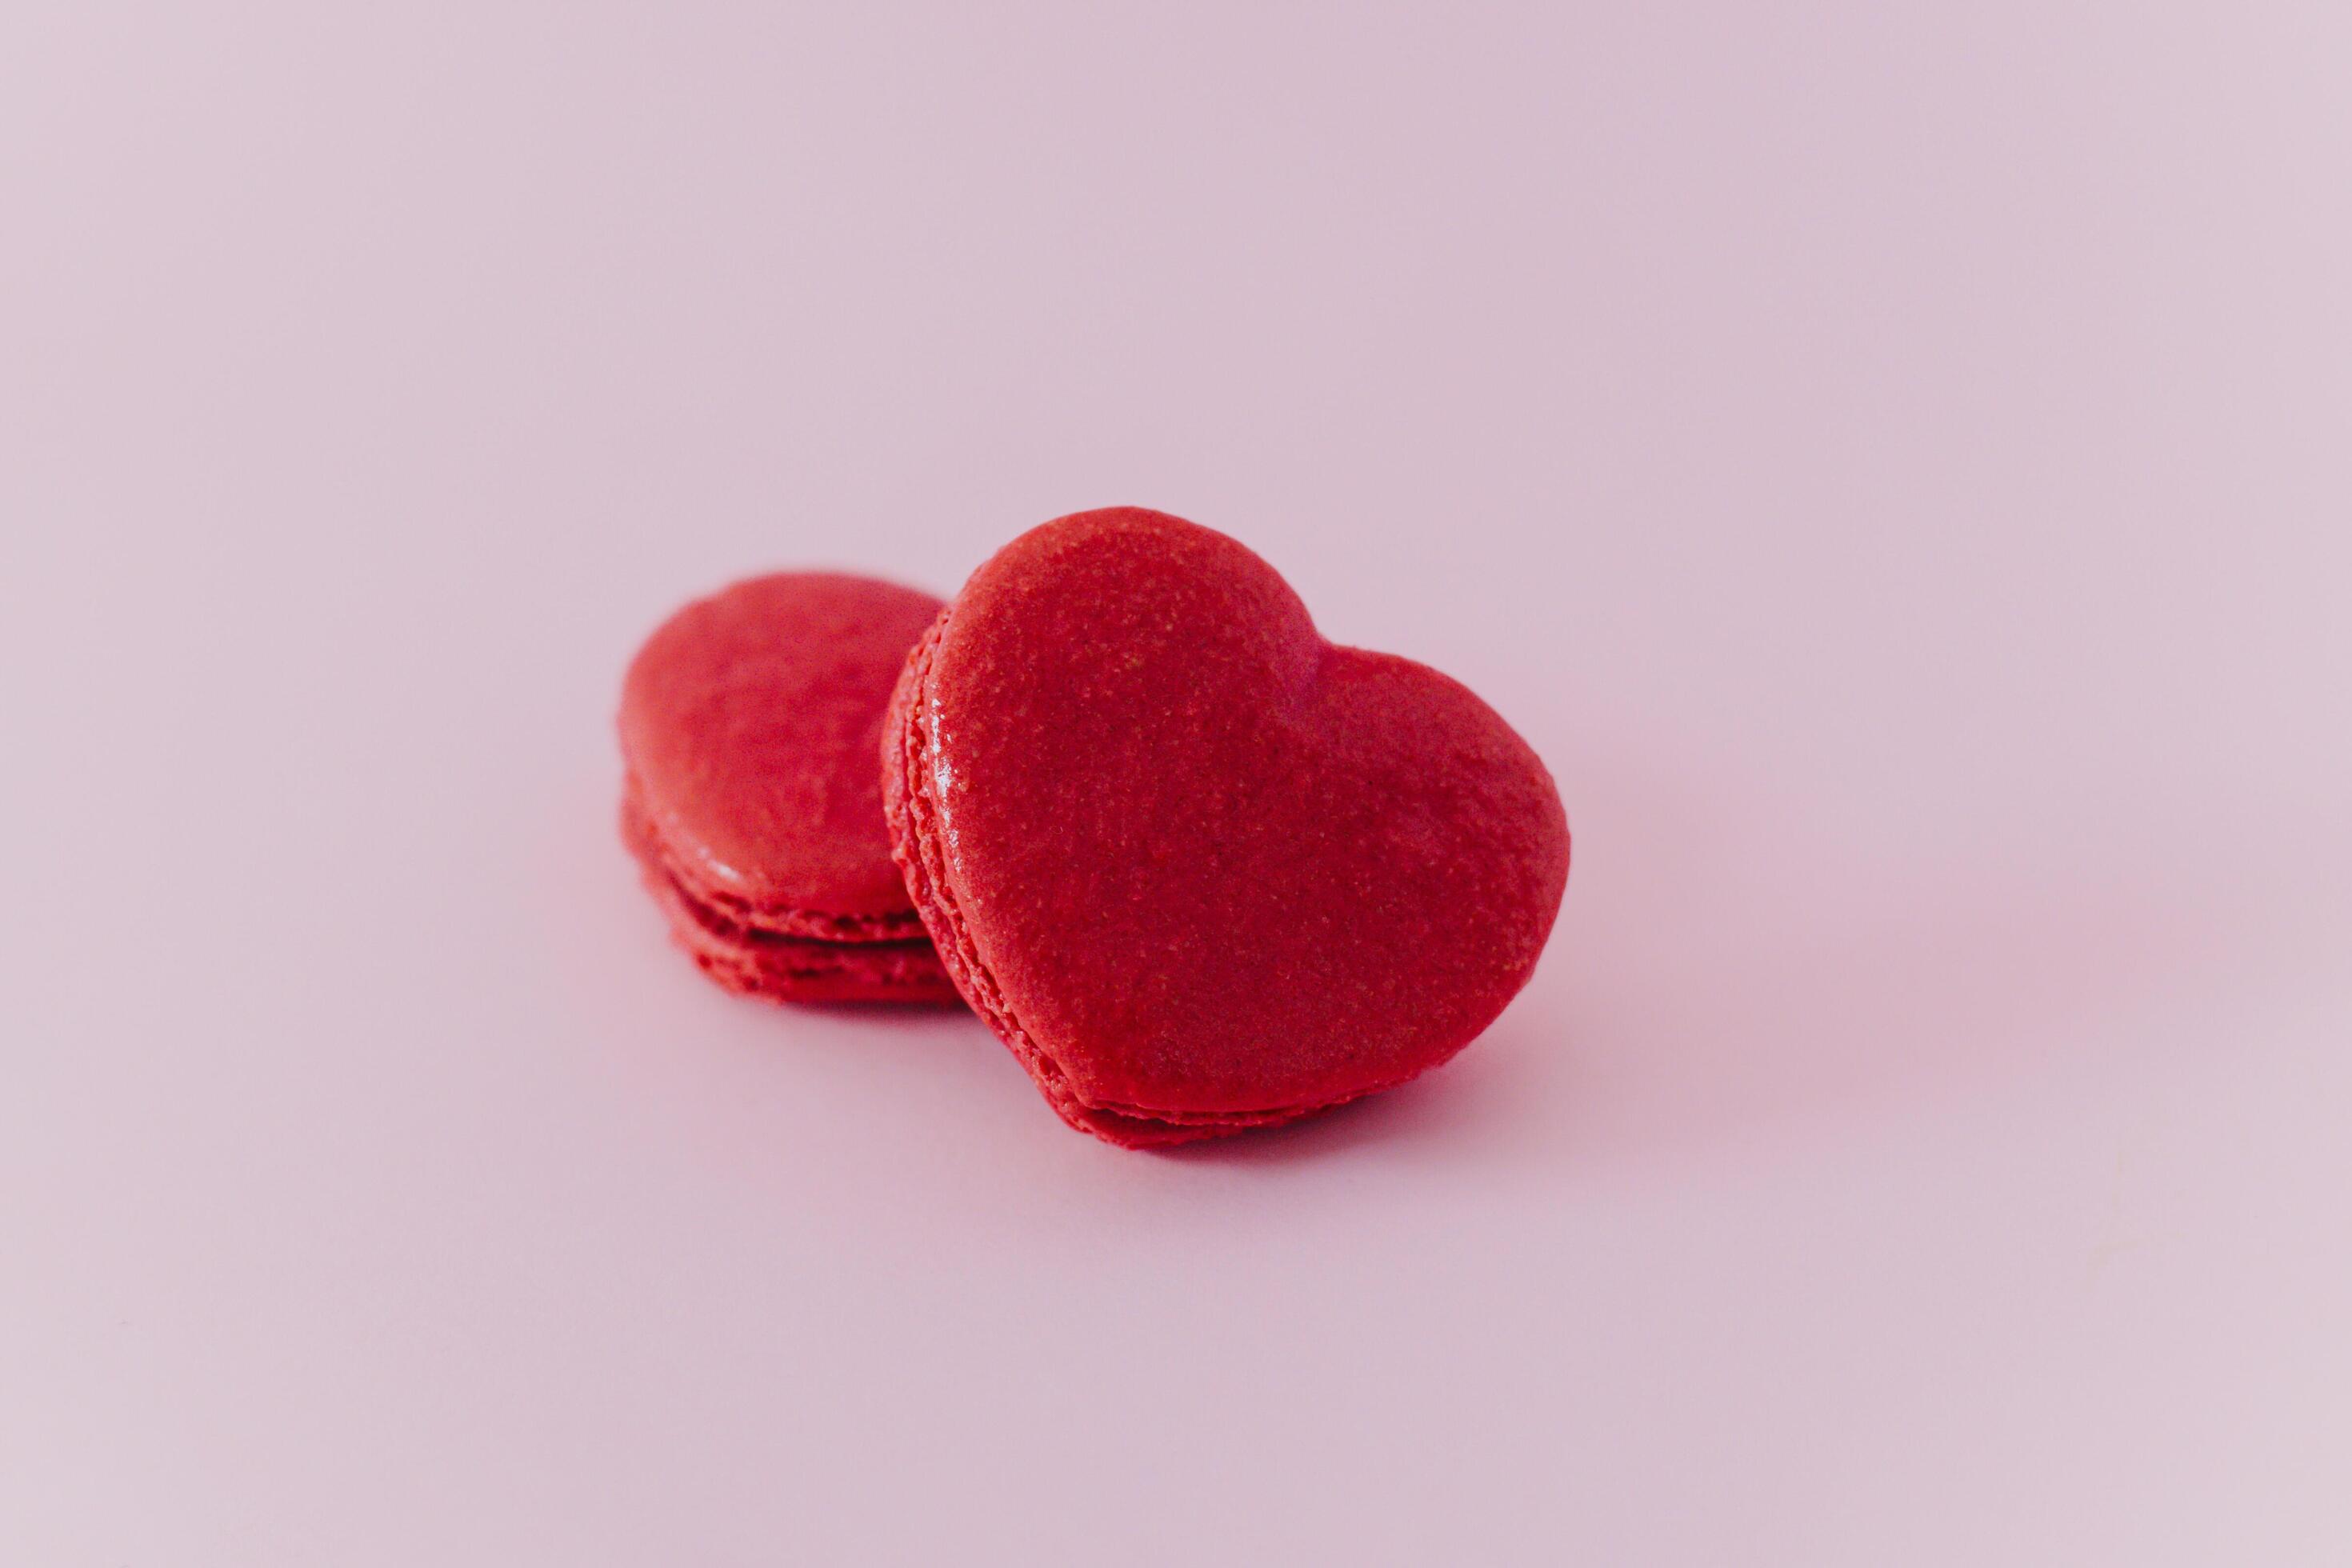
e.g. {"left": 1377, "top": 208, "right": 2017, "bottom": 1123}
{"left": 886, "top": 508, "right": 1569, "bottom": 1142}
{"left": 622, "top": 571, "right": 945, "bottom": 934}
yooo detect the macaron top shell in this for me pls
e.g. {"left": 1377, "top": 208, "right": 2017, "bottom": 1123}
{"left": 900, "top": 508, "right": 1569, "bottom": 1122}
{"left": 622, "top": 571, "right": 943, "bottom": 928}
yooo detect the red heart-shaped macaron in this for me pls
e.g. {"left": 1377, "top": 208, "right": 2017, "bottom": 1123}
{"left": 884, "top": 508, "right": 1569, "bottom": 1145}
{"left": 622, "top": 571, "right": 961, "bottom": 1005}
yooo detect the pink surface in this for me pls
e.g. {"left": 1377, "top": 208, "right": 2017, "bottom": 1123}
{"left": 5, "top": 3, "right": 2350, "bottom": 1563}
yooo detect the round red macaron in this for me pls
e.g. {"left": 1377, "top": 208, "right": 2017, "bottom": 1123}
{"left": 883, "top": 507, "right": 1570, "bottom": 1145}
{"left": 621, "top": 571, "right": 960, "bottom": 1005}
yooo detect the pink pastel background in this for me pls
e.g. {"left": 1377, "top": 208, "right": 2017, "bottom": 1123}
{"left": 6, "top": 3, "right": 2350, "bottom": 1562}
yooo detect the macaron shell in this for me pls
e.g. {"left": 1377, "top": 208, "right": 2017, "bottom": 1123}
{"left": 623, "top": 785, "right": 957, "bottom": 1004}
{"left": 622, "top": 772, "right": 928, "bottom": 946}
{"left": 885, "top": 508, "right": 1569, "bottom": 1142}
{"left": 621, "top": 571, "right": 945, "bottom": 926}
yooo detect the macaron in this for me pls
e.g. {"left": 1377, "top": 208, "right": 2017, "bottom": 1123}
{"left": 883, "top": 507, "right": 1570, "bottom": 1146}
{"left": 621, "top": 571, "right": 961, "bottom": 1005}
